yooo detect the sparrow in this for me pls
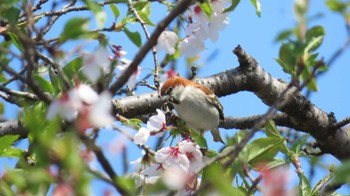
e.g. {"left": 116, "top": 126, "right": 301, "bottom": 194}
{"left": 161, "top": 76, "right": 224, "bottom": 143}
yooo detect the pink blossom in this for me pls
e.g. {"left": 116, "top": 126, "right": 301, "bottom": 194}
{"left": 147, "top": 109, "right": 167, "bottom": 137}
{"left": 155, "top": 146, "right": 190, "bottom": 172}
{"left": 156, "top": 31, "right": 178, "bottom": 54}
{"left": 81, "top": 47, "right": 111, "bottom": 82}
{"left": 259, "top": 165, "right": 294, "bottom": 196}
{"left": 134, "top": 127, "right": 150, "bottom": 145}
{"left": 161, "top": 70, "right": 177, "bottom": 82}
{"left": 52, "top": 183, "right": 74, "bottom": 196}
{"left": 46, "top": 93, "right": 79, "bottom": 121}
{"left": 191, "top": 5, "right": 208, "bottom": 23}
{"left": 178, "top": 140, "right": 203, "bottom": 172}
{"left": 46, "top": 84, "right": 115, "bottom": 131}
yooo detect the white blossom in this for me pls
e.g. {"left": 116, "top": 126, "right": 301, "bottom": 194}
{"left": 46, "top": 93, "right": 79, "bottom": 121}
{"left": 81, "top": 47, "right": 111, "bottom": 82}
{"left": 116, "top": 58, "right": 141, "bottom": 89}
{"left": 156, "top": 31, "right": 178, "bottom": 54}
{"left": 162, "top": 166, "right": 188, "bottom": 190}
{"left": 178, "top": 36, "right": 205, "bottom": 57}
{"left": 88, "top": 92, "right": 114, "bottom": 128}
{"left": 134, "top": 127, "right": 150, "bottom": 145}
{"left": 147, "top": 109, "right": 167, "bottom": 137}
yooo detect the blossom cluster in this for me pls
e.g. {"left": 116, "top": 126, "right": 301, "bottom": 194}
{"left": 156, "top": 0, "right": 230, "bottom": 57}
{"left": 132, "top": 109, "right": 205, "bottom": 194}
{"left": 46, "top": 83, "right": 114, "bottom": 132}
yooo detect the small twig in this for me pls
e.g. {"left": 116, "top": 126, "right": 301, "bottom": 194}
{"left": 127, "top": 0, "right": 161, "bottom": 91}
{"left": 0, "top": 84, "right": 38, "bottom": 101}
{"left": 330, "top": 116, "right": 350, "bottom": 129}
{"left": 37, "top": 51, "right": 71, "bottom": 90}
{"left": 139, "top": 80, "right": 157, "bottom": 90}
{"left": 243, "top": 164, "right": 261, "bottom": 194}
{"left": 81, "top": 135, "right": 127, "bottom": 194}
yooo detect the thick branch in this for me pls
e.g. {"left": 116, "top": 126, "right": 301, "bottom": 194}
{"left": 112, "top": 45, "right": 350, "bottom": 160}
{"left": 2, "top": 45, "right": 349, "bottom": 161}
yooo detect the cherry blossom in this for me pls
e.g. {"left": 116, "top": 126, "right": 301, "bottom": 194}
{"left": 111, "top": 45, "right": 127, "bottom": 59}
{"left": 81, "top": 47, "right": 111, "bottom": 82}
{"left": 207, "top": 12, "right": 230, "bottom": 42}
{"left": 161, "top": 69, "right": 177, "bottom": 82}
{"left": 156, "top": 30, "right": 179, "bottom": 54}
{"left": 52, "top": 183, "right": 74, "bottom": 196}
{"left": 259, "top": 165, "right": 294, "bottom": 196}
{"left": 178, "top": 140, "right": 203, "bottom": 172}
{"left": 147, "top": 109, "right": 167, "bottom": 136}
{"left": 116, "top": 58, "right": 141, "bottom": 89}
{"left": 134, "top": 163, "right": 163, "bottom": 187}
{"left": 178, "top": 36, "right": 205, "bottom": 57}
{"left": 46, "top": 84, "right": 115, "bottom": 131}
{"left": 155, "top": 146, "right": 190, "bottom": 172}
{"left": 134, "top": 127, "right": 150, "bottom": 145}
{"left": 87, "top": 92, "right": 114, "bottom": 128}
{"left": 45, "top": 93, "right": 79, "bottom": 121}
{"left": 161, "top": 166, "right": 188, "bottom": 190}
{"left": 185, "top": 23, "right": 208, "bottom": 41}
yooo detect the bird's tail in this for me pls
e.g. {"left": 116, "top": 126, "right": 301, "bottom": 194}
{"left": 210, "top": 129, "right": 225, "bottom": 144}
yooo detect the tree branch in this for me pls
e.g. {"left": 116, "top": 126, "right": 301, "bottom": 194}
{"left": 108, "top": 0, "right": 195, "bottom": 94}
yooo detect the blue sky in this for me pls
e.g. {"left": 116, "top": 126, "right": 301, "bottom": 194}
{"left": 1, "top": 0, "right": 350, "bottom": 195}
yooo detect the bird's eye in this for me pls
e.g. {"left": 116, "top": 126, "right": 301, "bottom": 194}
{"left": 166, "top": 87, "right": 174, "bottom": 95}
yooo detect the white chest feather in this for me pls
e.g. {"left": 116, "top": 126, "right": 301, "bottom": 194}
{"left": 171, "top": 86, "right": 219, "bottom": 132}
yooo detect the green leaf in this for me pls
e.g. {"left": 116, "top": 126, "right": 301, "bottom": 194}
{"left": 291, "top": 134, "right": 309, "bottom": 156}
{"left": 123, "top": 27, "right": 142, "bottom": 47}
{"left": 265, "top": 120, "right": 282, "bottom": 138}
{"left": 224, "top": 0, "right": 241, "bottom": 13}
{"left": 326, "top": 0, "right": 347, "bottom": 13}
{"left": 249, "top": 0, "right": 261, "bottom": 17}
{"left": 85, "top": 0, "right": 106, "bottom": 28}
{"left": 59, "top": 17, "right": 90, "bottom": 42}
{"left": 1, "top": 147, "right": 22, "bottom": 157}
{"left": 299, "top": 173, "right": 312, "bottom": 196}
{"left": 33, "top": 75, "right": 55, "bottom": 94}
{"left": 202, "top": 163, "right": 245, "bottom": 195}
{"left": 138, "top": 12, "right": 156, "bottom": 26}
{"left": 0, "top": 135, "right": 19, "bottom": 154}
{"left": 63, "top": 57, "right": 83, "bottom": 80}
{"left": 334, "top": 160, "right": 350, "bottom": 183}
{"left": 49, "top": 66, "right": 62, "bottom": 95}
{"left": 278, "top": 43, "right": 298, "bottom": 75}
{"left": 115, "top": 176, "right": 136, "bottom": 195}
{"left": 305, "top": 26, "right": 325, "bottom": 52}
{"left": 0, "top": 101, "right": 4, "bottom": 115}
{"left": 122, "top": 118, "right": 142, "bottom": 130}
{"left": 199, "top": 1, "right": 213, "bottom": 19}
{"left": 245, "top": 137, "right": 283, "bottom": 167}
{"left": 134, "top": 2, "right": 151, "bottom": 15}
{"left": 7, "top": 32, "right": 23, "bottom": 52}
{"left": 275, "top": 29, "right": 293, "bottom": 42}
{"left": 191, "top": 130, "right": 208, "bottom": 148}
{"left": 266, "top": 158, "right": 290, "bottom": 169}
{"left": 1, "top": 6, "right": 20, "bottom": 25}
{"left": 110, "top": 4, "right": 120, "bottom": 20}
